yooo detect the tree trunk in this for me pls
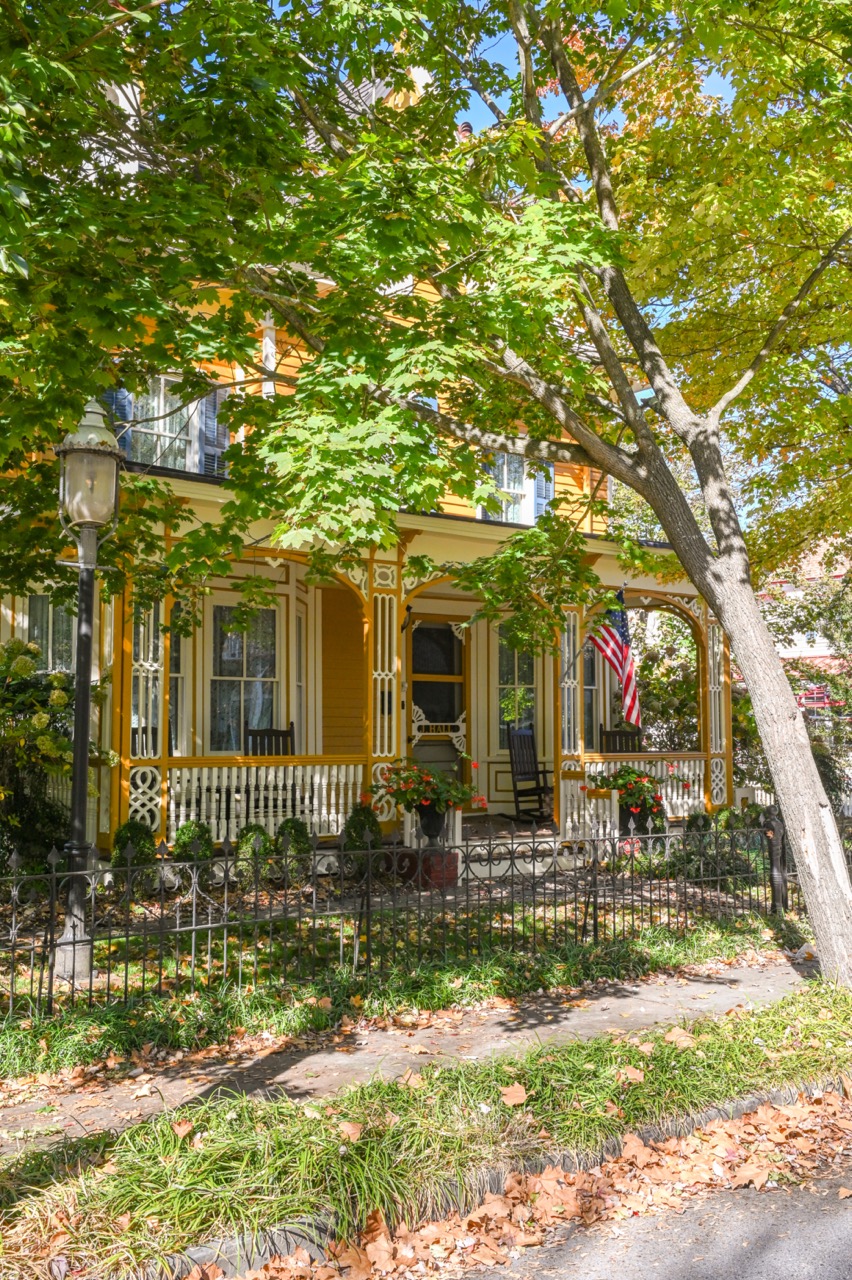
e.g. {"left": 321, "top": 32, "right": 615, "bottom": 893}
{"left": 626, "top": 451, "right": 852, "bottom": 983}
{"left": 697, "top": 566, "right": 852, "bottom": 983}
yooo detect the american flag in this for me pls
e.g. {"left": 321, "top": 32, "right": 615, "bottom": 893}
{"left": 590, "top": 590, "right": 641, "bottom": 727}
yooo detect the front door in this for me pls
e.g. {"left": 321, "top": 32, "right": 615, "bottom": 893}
{"left": 407, "top": 621, "right": 466, "bottom": 774}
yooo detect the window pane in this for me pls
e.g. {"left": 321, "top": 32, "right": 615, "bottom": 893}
{"left": 28, "top": 596, "right": 50, "bottom": 669}
{"left": 52, "top": 607, "right": 74, "bottom": 671}
{"left": 412, "top": 681, "right": 463, "bottom": 724}
{"left": 505, "top": 453, "right": 525, "bottom": 489}
{"left": 213, "top": 606, "right": 243, "bottom": 677}
{"left": 245, "top": 610, "right": 276, "bottom": 678}
{"left": 169, "top": 603, "right": 182, "bottom": 674}
{"left": 498, "top": 636, "right": 515, "bottom": 686}
{"left": 584, "top": 688, "right": 596, "bottom": 751}
{"left": 244, "top": 679, "right": 275, "bottom": 732}
{"left": 161, "top": 383, "right": 191, "bottom": 438}
{"left": 412, "top": 624, "right": 462, "bottom": 675}
{"left": 517, "top": 649, "right": 534, "bottom": 686}
{"left": 583, "top": 640, "right": 597, "bottom": 687}
{"left": 169, "top": 676, "right": 182, "bottom": 755}
{"left": 210, "top": 680, "right": 242, "bottom": 751}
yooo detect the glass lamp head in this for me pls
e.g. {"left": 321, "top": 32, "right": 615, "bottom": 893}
{"left": 57, "top": 401, "right": 122, "bottom": 530}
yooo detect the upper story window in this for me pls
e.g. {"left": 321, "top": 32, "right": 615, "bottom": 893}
{"left": 28, "top": 595, "right": 74, "bottom": 672}
{"left": 103, "top": 378, "right": 230, "bottom": 477}
{"left": 481, "top": 452, "right": 554, "bottom": 524}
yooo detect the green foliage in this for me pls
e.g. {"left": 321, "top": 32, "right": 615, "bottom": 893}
{"left": 586, "top": 763, "right": 690, "bottom": 831}
{"left": 111, "top": 819, "right": 157, "bottom": 869}
{"left": 235, "top": 822, "right": 274, "bottom": 860}
{"left": 341, "top": 803, "right": 383, "bottom": 852}
{"left": 276, "top": 817, "right": 313, "bottom": 885}
{"left": 372, "top": 758, "right": 486, "bottom": 814}
{"left": 172, "top": 820, "right": 215, "bottom": 862}
{"left": 0, "top": 639, "right": 73, "bottom": 868}
{"left": 617, "top": 611, "right": 699, "bottom": 753}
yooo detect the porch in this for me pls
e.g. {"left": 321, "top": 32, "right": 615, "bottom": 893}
{"left": 108, "top": 564, "right": 730, "bottom": 847}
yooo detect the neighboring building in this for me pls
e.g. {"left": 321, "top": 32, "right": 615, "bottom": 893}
{"left": 1, "top": 345, "right": 735, "bottom": 850}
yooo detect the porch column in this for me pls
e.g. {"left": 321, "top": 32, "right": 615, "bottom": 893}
{"left": 367, "top": 556, "right": 402, "bottom": 821}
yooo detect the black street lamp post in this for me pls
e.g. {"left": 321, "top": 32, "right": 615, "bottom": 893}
{"left": 54, "top": 402, "right": 121, "bottom": 983}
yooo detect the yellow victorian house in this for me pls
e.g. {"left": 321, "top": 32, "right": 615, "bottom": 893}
{"left": 0, "top": 325, "right": 734, "bottom": 853}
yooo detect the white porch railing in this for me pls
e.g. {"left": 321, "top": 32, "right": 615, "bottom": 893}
{"left": 561, "top": 754, "right": 706, "bottom": 837}
{"left": 165, "top": 757, "right": 365, "bottom": 842}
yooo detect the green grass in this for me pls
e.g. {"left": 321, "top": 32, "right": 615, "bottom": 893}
{"left": 0, "top": 915, "right": 809, "bottom": 1078}
{"left": 2, "top": 981, "right": 850, "bottom": 1279}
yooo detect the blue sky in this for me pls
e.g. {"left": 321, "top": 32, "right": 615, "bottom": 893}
{"left": 456, "top": 32, "right": 733, "bottom": 133}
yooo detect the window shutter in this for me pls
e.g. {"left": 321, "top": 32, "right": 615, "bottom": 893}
{"left": 534, "top": 463, "right": 555, "bottom": 519}
{"left": 199, "top": 387, "right": 230, "bottom": 476}
{"left": 102, "top": 388, "right": 134, "bottom": 456}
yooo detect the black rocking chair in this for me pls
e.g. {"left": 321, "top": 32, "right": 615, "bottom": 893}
{"left": 599, "top": 724, "right": 642, "bottom": 753}
{"left": 245, "top": 722, "right": 297, "bottom": 756}
{"left": 507, "top": 726, "right": 552, "bottom": 821}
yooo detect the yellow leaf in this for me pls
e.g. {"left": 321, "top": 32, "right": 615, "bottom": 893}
{"left": 500, "top": 1082, "right": 528, "bottom": 1106}
{"left": 340, "top": 1121, "right": 363, "bottom": 1142}
{"left": 171, "top": 1119, "right": 194, "bottom": 1140}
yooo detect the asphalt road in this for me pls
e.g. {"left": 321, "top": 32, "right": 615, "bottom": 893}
{"left": 502, "top": 1168, "right": 852, "bottom": 1280}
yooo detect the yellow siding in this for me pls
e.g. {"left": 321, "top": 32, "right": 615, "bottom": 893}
{"left": 321, "top": 586, "right": 366, "bottom": 753}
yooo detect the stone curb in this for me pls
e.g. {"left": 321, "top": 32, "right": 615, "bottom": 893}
{"left": 149, "top": 1072, "right": 849, "bottom": 1280}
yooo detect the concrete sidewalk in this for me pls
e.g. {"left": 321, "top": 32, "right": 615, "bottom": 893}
{"left": 0, "top": 952, "right": 816, "bottom": 1158}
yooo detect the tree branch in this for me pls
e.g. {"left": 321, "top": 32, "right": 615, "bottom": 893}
{"left": 64, "top": 0, "right": 170, "bottom": 60}
{"left": 547, "top": 34, "right": 682, "bottom": 138}
{"left": 709, "top": 227, "right": 852, "bottom": 423}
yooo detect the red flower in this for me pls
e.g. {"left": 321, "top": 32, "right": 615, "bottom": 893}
{"left": 666, "top": 763, "right": 675, "bottom": 775}
{"left": 579, "top": 784, "right": 588, "bottom": 792}
{"left": 359, "top": 792, "right": 372, "bottom": 805}
{"left": 683, "top": 782, "right": 691, "bottom": 791}
{"left": 421, "top": 798, "right": 431, "bottom": 805}
{"left": 471, "top": 762, "right": 479, "bottom": 769}
{"left": 652, "top": 805, "right": 660, "bottom": 812}
{"left": 627, "top": 782, "right": 634, "bottom": 789}
{"left": 630, "top": 805, "right": 641, "bottom": 813}
{"left": 653, "top": 794, "right": 662, "bottom": 802}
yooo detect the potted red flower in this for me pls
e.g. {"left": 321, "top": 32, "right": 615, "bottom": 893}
{"left": 371, "top": 757, "right": 487, "bottom": 887}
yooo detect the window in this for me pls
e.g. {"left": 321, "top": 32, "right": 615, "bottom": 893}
{"left": 129, "top": 377, "right": 193, "bottom": 470}
{"left": 583, "top": 639, "right": 598, "bottom": 751}
{"left": 103, "top": 379, "right": 229, "bottom": 475}
{"left": 28, "top": 596, "right": 73, "bottom": 671}
{"left": 295, "top": 604, "right": 306, "bottom": 752}
{"left": 210, "top": 606, "right": 277, "bottom": 752}
{"left": 498, "top": 628, "right": 535, "bottom": 749}
{"left": 168, "top": 603, "right": 185, "bottom": 756}
{"left": 481, "top": 454, "right": 554, "bottom": 524}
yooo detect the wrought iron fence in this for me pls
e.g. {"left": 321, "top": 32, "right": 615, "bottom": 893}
{"left": 0, "top": 812, "right": 833, "bottom": 1015}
